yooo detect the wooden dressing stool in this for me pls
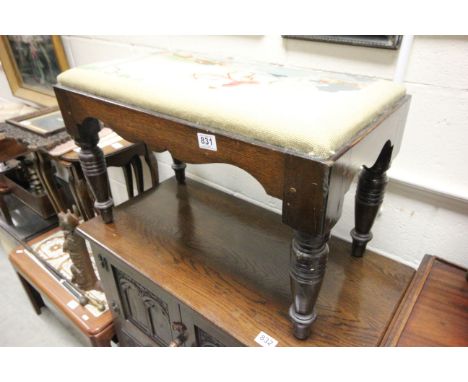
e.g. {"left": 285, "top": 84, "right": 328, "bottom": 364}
{"left": 54, "top": 49, "right": 411, "bottom": 340}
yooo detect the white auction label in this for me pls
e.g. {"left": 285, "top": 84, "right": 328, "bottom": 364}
{"left": 111, "top": 142, "right": 124, "bottom": 149}
{"left": 197, "top": 133, "right": 217, "bottom": 151}
{"left": 67, "top": 300, "right": 79, "bottom": 310}
{"left": 254, "top": 331, "right": 278, "bottom": 347}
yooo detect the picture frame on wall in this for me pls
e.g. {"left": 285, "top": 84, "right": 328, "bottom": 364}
{"left": 6, "top": 106, "right": 65, "bottom": 136}
{"left": 0, "top": 35, "right": 69, "bottom": 106}
{"left": 283, "top": 35, "right": 403, "bottom": 50}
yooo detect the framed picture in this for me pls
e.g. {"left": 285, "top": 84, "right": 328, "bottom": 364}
{"left": 0, "top": 36, "right": 69, "bottom": 106}
{"left": 283, "top": 35, "right": 403, "bottom": 50}
{"left": 6, "top": 106, "right": 65, "bottom": 136}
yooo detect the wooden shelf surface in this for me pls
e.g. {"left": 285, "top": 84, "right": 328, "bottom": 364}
{"left": 382, "top": 255, "right": 468, "bottom": 346}
{"left": 78, "top": 177, "right": 414, "bottom": 346}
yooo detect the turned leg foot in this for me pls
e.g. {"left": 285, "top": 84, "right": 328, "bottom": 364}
{"left": 76, "top": 118, "right": 114, "bottom": 223}
{"left": 172, "top": 158, "right": 186, "bottom": 185}
{"left": 289, "top": 231, "right": 329, "bottom": 340}
{"left": 351, "top": 141, "right": 393, "bottom": 257}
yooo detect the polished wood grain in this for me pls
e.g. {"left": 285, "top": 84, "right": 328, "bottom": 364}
{"left": 8, "top": 228, "right": 114, "bottom": 346}
{"left": 380, "top": 255, "right": 434, "bottom": 345}
{"left": 78, "top": 177, "right": 414, "bottom": 346}
{"left": 383, "top": 255, "right": 468, "bottom": 346}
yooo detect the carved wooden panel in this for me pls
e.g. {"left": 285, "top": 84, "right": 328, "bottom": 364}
{"left": 114, "top": 268, "right": 174, "bottom": 345}
{"left": 119, "top": 329, "right": 143, "bottom": 347}
{"left": 196, "top": 327, "right": 225, "bottom": 347}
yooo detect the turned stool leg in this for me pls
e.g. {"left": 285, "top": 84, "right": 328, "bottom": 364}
{"left": 289, "top": 231, "right": 329, "bottom": 340}
{"left": 351, "top": 141, "right": 393, "bottom": 257}
{"left": 172, "top": 158, "right": 186, "bottom": 185}
{"left": 76, "top": 118, "right": 114, "bottom": 223}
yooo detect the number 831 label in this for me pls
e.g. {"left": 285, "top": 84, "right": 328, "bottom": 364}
{"left": 254, "top": 331, "right": 278, "bottom": 347}
{"left": 197, "top": 133, "right": 217, "bottom": 151}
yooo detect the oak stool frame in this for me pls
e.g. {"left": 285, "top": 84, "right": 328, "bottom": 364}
{"left": 54, "top": 84, "right": 410, "bottom": 340}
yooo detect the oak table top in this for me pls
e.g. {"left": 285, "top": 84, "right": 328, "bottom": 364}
{"left": 78, "top": 177, "right": 414, "bottom": 346}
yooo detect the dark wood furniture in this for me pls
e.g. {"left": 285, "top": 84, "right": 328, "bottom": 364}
{"left": 0, "top": 192, "right": 57, "bottom": 245}
{"left": 1, "top": 127, "right": 58, "bottom": 220}
{"left": 57, "top": 137, "right": 158, "bottom": 220}
{"left": 78, "top": 177, "right": 414, "bottom": 347}
{"left": 54, "top": 81, "right": 410, "bottom": 339}
{"left": 0, "top": 136, "right": 28, "bottom": 225}
{"left": 1, "top": 120, "right": 72, "bottom": 218}
{"left": 0, "top": 145, "right": 67, "bottom": 249}
{"left": 382, "top": 255, "right": 468, "bottom": 346}
{"left": 0, "top": 137, "right": 28, "bottom": 162}
{"left": 0, "top": 182, "right": 13, "bottom": 225}
{"left": 2, "top": 112, "right": 159, "bottom": 220}
{"left": 0, "top": 165, "right": 64, "bottom": 219}
{"left": 8, "top": 228, "right": 114, "bottom": 347}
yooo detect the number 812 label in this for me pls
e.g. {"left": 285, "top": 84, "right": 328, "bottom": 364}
{"left": 254, "top": 331, "right": 278, "bottom": 347}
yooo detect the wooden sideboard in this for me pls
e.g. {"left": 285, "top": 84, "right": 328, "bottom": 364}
{"left": 78, "top": 177, "right": 415, "bottom": 347}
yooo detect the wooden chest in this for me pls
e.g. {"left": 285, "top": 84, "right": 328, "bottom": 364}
{"left": 77, "top": 177, "right": 414, "bottom": 347}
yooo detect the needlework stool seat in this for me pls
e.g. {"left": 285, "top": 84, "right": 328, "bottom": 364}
{"left": 54, "top": 48, "right": 411, "bottom": 340}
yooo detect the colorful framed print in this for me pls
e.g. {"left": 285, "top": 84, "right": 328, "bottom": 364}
{"left": 0, "top": 36, "right": 69, "bottom": 106}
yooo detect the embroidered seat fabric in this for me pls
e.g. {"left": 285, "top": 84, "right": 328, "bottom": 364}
{"left": 57, "top": 49, "right": 405, "bottom": 159}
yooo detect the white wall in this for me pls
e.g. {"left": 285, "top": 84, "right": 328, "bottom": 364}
{"left": 2, "top": 35, "right": 467, "bottom": 269}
